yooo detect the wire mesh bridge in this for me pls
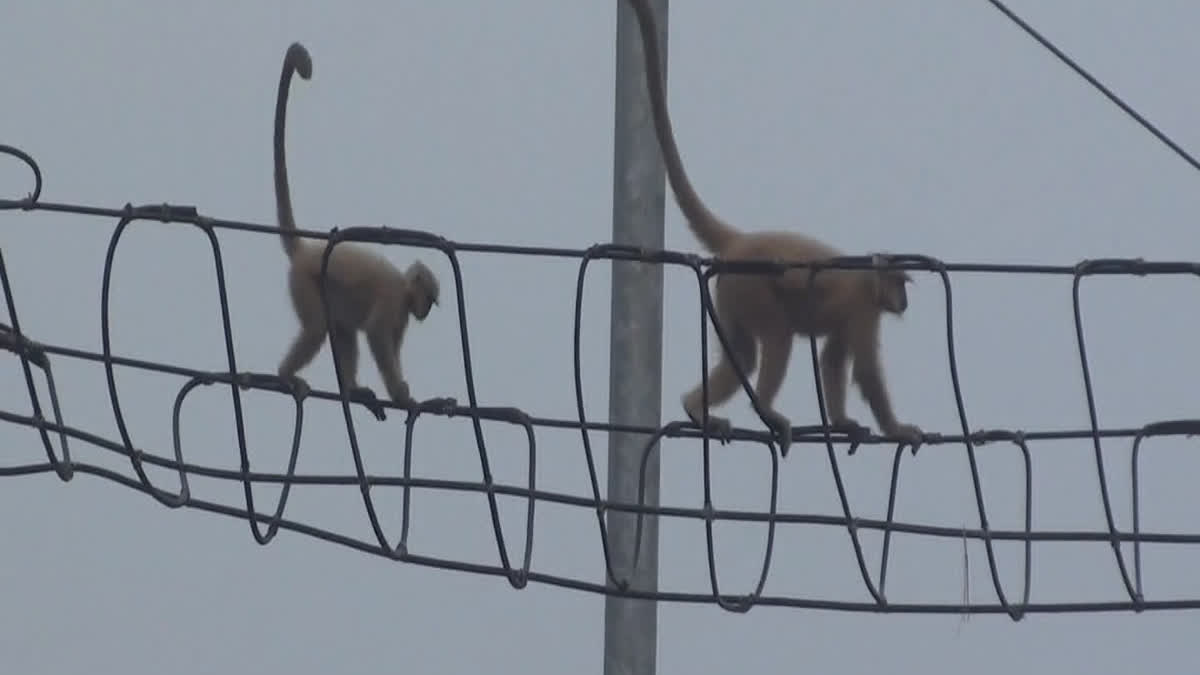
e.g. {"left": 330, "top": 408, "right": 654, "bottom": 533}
{"left": 4, "top": 140, "right": 1200, "bottom": 621}
{"left": 3, "top": 0, "right": 1200, "bottom": 623}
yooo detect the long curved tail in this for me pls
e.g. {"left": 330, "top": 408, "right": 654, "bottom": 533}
{"left": 627, "top": 0, "right": 739, "bottom": 254}
{"left": 274, "top": 42, "right": 312, "bottom": 260}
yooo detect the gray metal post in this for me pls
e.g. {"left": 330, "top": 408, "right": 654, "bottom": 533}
{"left": 604, "top": 1, "right": 668, "bottom": 674}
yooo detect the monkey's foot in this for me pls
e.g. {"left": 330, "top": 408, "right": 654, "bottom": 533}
{"left": 286, "top": 375, "right": 311, "bottom": 401}
{"left": 241, "top": 372, "right": 310, "bottom": 400}
{"left": 686, "top": 411, "right": 732, "bottom": 444}
{"left": 348, "top": 386, "right": 388, "bottom": 421}
{"left": 420, "top": 396, "right": 458, "bottom": 415}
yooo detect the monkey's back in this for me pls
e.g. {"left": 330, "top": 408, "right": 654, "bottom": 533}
{"left": 722, "top": 230, "right": 842, "bottom": 261}
{"left": 295, "top": 240, "right": 403, "bottom": 282}
{"left": 713, "top": 231, "right": 864, "bottom": 337}
{"left": 291, "top": 242, "right": 406, "bottom": 327}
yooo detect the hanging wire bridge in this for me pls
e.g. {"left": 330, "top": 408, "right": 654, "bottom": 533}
{"left": 1, "top": 0, "right": 1199, "bottom": 622}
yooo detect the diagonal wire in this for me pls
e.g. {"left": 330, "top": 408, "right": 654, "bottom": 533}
{"left": 986, "top": 0, "right": 1200, "bottom": 174}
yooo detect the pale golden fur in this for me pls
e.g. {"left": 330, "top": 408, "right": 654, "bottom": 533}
{"left": 625, "top": 0, "right": 920, "bottom": 452}
{"left": 273, "top": 42, "right": 439, "bottom": 407}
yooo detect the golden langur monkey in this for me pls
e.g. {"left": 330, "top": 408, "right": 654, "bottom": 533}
{"left": 624, "top": 0, "right": 921, "bottom": 453}
{"left": 273, "top": 42, "right": 440, "bottom": 409}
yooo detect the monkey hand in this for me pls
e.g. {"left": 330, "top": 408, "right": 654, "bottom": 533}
{"left": 827, "top": 416, "right": 872, "bottom": 455}
{"left": 830, "top": 415, "right": 868, "bottom": 439}
{"left": 348, "top": 385, "right": 388, "bottom": 421}
{"left": 884, "top": 422, "right": 924, "bottom": 452}
{"left": 761, "top": 409, "right": 793, "bottom": 457}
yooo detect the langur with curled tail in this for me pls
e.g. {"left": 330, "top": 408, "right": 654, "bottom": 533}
{"left": 272, "top": 42, "right": 439, "bottom": 410}
{"left": 624, "top": 1, "right": 921, "bottom": 454}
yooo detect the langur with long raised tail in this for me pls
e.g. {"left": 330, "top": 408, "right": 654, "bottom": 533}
{"left": 624, "top": 1, "right": 921, "bottom": 454}
{"left": 272, "top": 42, "right": 440, "bottom": 409}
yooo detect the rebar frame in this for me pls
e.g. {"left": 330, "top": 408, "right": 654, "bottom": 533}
{"left": 3, "top": 145, "right": 1199, "bottom": 619}
{"left": 2, "top": 0, "right": 1200, "bottom": 621}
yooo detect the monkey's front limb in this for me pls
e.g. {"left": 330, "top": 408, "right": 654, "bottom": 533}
{"left": 760, "top": 408, "right": 793, "bottom": 457}
{"left": 852, "top": 358, "right": 923, "bottom": 448}
{"left": 365, "top": 327, "right": 415, "bottom": 414}
{"left": 881, "top": 421, "right": 923, "bottom": 448}
{"left": 382, "top": 379, "right": 412, "bottom": 407}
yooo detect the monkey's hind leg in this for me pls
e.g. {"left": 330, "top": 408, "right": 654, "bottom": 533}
{"left": 682, "top": 325, "right": 757, "bottom": 442}
{"left": 329, "top": 323, "right": 360, "bottom": 390}
{"left": 278, "top": 327, "right": 324, "bottom": 386}
{"left": 753, "top": 332, "right": 795, "bottom": 456}
{"left": 278, "top": 267, "right": 327, "bottom": 386}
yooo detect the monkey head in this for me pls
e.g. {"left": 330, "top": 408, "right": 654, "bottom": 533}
{"left": 871, "top": 254, "right": 912, "bottom": 315}
{"left": 405, "top": 260, "right": 440, "bottom": 320}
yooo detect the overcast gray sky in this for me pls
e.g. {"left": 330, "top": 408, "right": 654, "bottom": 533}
{"left": 4, "top": 1, "right": 1200, "bottom": 673}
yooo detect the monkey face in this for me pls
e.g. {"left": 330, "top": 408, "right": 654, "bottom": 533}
{"left": 878, "top": 271, "right": 912, "bottom": 314}
{"left": 412, "top": 293, "right": 434, "bottom": 320}
{"left": 405, "top": 262, "right": 440, "bottom": 321}
{"left": 410, "top": 280, "right": 439, "bottom": 320}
